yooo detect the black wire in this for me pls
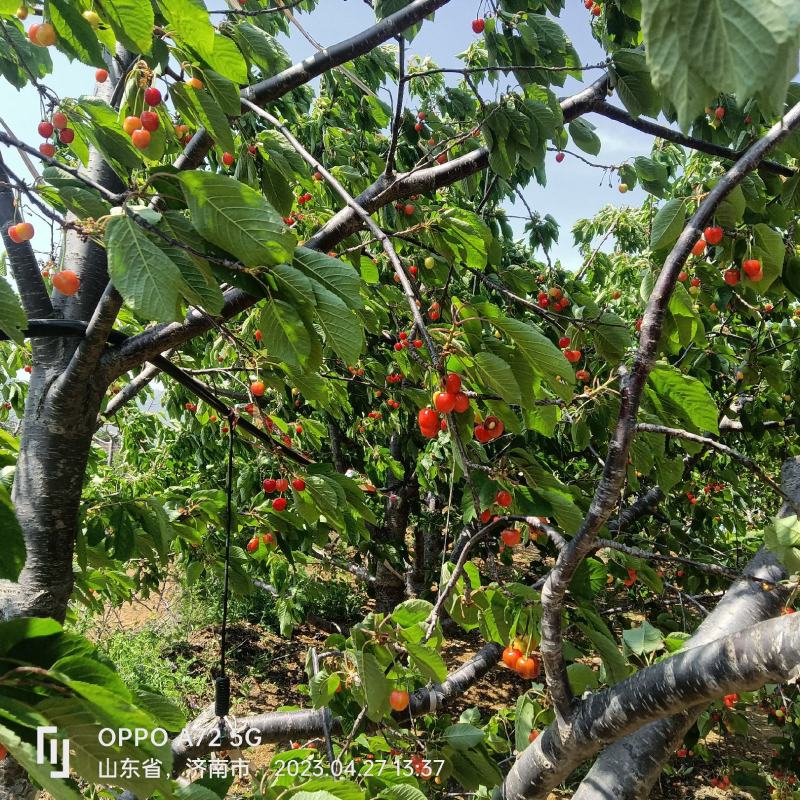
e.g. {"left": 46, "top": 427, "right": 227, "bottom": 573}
{"left": 220, "top": 414, "right": 235, "bottom": 678}
{"left": 215, "top": 413, "right": 236, "bottom": 720}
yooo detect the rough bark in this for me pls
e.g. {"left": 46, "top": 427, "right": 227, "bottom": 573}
{"left": 501, "top": 611, "right": 800, "bottom": 800}
{"left": 571, "top": 457, "right": 799, "bottom": 800}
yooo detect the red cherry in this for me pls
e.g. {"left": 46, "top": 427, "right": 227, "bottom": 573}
{"left": 691, "top": 239, "right": 705, "bottom": 256}
{"left": 414, "top": 122, "right": 423, "bottom": 132}
{"left": 590, "top": 3, "right": 601, "bottom": 16}
{"left": 678, "top": 270, "right": 688, "bottom": 282}
{"left": 704, "top": 226, "right": 723, "bottom": 245}
{"left": 529, "top": 730, "right": 540, "bottom": 743}
{"left": 389, "top": 689, "right": 410, "bottom": 712}
{"left": 715, "top": 106, "right": 725, "bottom": 121}
{"left": 404, "top": 204, "right": 415, "bottom": 216}
{"left": 292, "top": 478, "right": 305, "bottom": 491}
{"left": 558, "top": 336, "right": 571, "bottom": 348}
{"left": 131, "top": 128, "right": 151, "bottom": 150}
{"left": 480, "top": 509, "right": 491, "bottom": 523}
{"left": 483, "top": 416, "right": 504, "bottom": 438}
{"left": 95, "top": 68, "right": 109, "bottom": 83}
{"left": 10, "top": 222, "right": 34, "bottom": 242}
{"left": 453, "top": 392, "right": 470, "bottom": 413}
{"left": 38, "top": 120, "right": 54, "bottom": 138}
{"left": 474, "top": 424, "right": 491, "bottom": 443}
{"left": 515, "top": 655, "right": 541, "bottom": 679}
{"left": 433, "top": 391, "right": 456, "bottom": 413}
{"left": 471, "top": 17, "right": 485, "bottom": 33}
{"left": 254, "top": 329, "right": 263, "bottom": 342}
{"left": 51, "top": 112, "right": 68, "bottom": 130}
{"left": 52, "top": 270, "right": 80, "bottom": 296}
{"left": 501, "top": 528, "right": 521, "bottom": 547}
{"left": 275, "top": 478, "right": 289, "bottom": 493}
{"left": 495, "top": 489, "right": 513, "bottom": 508}
{"left": 263, "top": 478, "right": 277, "bottom": 493}
{"left": 417, "top": 111, "right": 426, "bottom": 121}
{"left": 272, "top": 497, "right": 287, "bottom": 512}
{"left": 413, "top": 339, "right": 423, "bottom": 348}
{"left": 246, "top": 536, "right": 259, "bottom": 553}
{"left": 502, "top": 647, "right": 522, "bottom": 669}
{"left": 7, "top": 225, "right": 23, "bottom": 244}
{"left": 144, "top": 86, "right": 162, "bottom": 107}
{"left": 444, "top": 372, "right": 462, "bottom": 393}
{"left": 723, "top": 268, "right": 740, "bottom": 286}
{"left": 222, "top": 151, "right": 235, "bottom": 167}
{"left": 564, "top": 348, "right": 581, "bottom": 363}
{"left": 576, "top": 369, "right": 591, "bottom": 382}
{"left": 418, "top": 407, "right": 438, "bottom": 429}
{"left": 251, "top": 380, "right": 265, "bottom": 396}
{"left": 742, "top": 258, "right": 763, "bottom": 280}
{"left": 248, "top": 144, "right": 258, "bottom": 155}
{"left": 39, "top": 143, "right": 55, "bottom": 157}
{"left": 555, "top": 151, "right": 565, "bottom": 163}
{"left": 436, "top": 153, "right": 447, "bottom": 164}
{"left": 690, "top": 277, "right": 701, "bottom": 287}
{"left": 140, "top": 111, "right": 159, "bottom": 132}
{"left": 58, "top": 128, "right": 74, "bottom": 144}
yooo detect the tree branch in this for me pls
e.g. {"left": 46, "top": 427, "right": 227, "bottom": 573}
{"left": 0, "top": 156, "right": 53, "bottom": 323}
{"left": 637, "top": 422, "right": 799, "bottom": 513}
{"left": 503, "top": 610, "right": 800, "bottom": 800}
{"left": 592, "top": 101, "right": 795, "bottom": 178}
{"left": 537, "top": 100, "right": 800, "bottom": 726}
{"left": 385, "top": 36, "right": 406, "bottom": 177}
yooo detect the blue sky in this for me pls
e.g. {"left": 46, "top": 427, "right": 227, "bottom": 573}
{"left": 1, "top": 1, "right": 652, "bottom": 266}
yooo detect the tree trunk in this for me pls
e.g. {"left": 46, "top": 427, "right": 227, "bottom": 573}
{"left": 0, "top": 370, "right": 106, "bottom": 622}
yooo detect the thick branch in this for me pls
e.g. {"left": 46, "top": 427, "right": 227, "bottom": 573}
{"left": 503, "top": 610, "right": 800, "bottom": 800}
{"left": 175, "top": 0, "right": 453, "bottom": 171}
{"left": 0, "top": 155, "right": 52, "bottom": 321}
{"left": 637, "top": 422, "right": 798, "bottom": 513}
{"left": 592, "top": 101, "right": 795, "bottom": 178}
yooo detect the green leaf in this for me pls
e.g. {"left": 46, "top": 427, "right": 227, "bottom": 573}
{"left": 406, "top": 641, "right": 447, "bottom": 683}
{"left": 378, "top": 787, "right": 427, "bottom": 800}
{"left": 641, "top": 0, "right": 800, "bottom": 130}
{"left": 567, "top": 662, "right": 599, "bottom": 695}
{"left": 491, "top": 313, "right": 576, "bottom": 389}
{"left": 309, "top": 670, "right": 340, "bottom": 708}
{"left": 132, "top": 688, "right": 186, "bottom": 731}
{"left": 622, "top": 620, "right": 664, "bottom": 656}
{"left": 73, "top": 97, "right": 143, "bottom": 178}
{"left": 158, "top": 211, "right": 225, "bottom": 315}
{"left": 96, "top": 0, "right": 154, "bottom": 54}
{"left": 177, "top": 171, "right": 296, "bottom": 267}
{"left": 308, "top": 281, "right": 364, "bottom": 366}
{"left": 648, "top": 363, "right": 719, "bottom": 434}
{"left": 0, "top": 274, "right": 26, "bottom": 344}
{"left": 170, "top": 81, "right": 235, "bottom": 154}
{"left": 259, "top": 298, "right": 312, "bottom": 367}
{"left": 157, "top": 0, "right": 214, "bottom": 61}
{"left": 46, "top": 0, "right": 106, "bottom": 67}
{"left": 750, "top": 222, "right": 785, "bottom": 291}
{"left": 650, "top": 199, "right": 686, "bottom": 251}
{"left": 235, "top": 22, "right": 291, "bottom": 75}
{"left": 443, "top": 723, "right": 484, "bottom": 751}
{"left": 470, "top": 351, "right": 521, "bottom": 405}
{"left": 593, "top": 311, "right": 633, "bottom": 365}
{"left": 106, "top": 214, "right": 191, "bottom": 322}
{"left": 58, "top": 186, "right": 111, "bottom": 219}
{"left": 0, "top": 484, "right": 24, "bottom": 580}
{"left": 354, "top": 649, "right": 391, "bottom": 722}
{"left": 576, "top": 621, "right": 629, "bottom": 685}
{"left": 203, "top": 33, "right": 248, "bottom": 84}
{"left": 568, "top": 118, "right": 601, "bottom": 156}
{"left": 391, "top": 599, "right": 433, "bottom": 628}
{"left": 292, "top": 248, "right": 363, "bottom": 309}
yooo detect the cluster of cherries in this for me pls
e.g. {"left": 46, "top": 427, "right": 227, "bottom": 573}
{"left": 297, "top": 191, "right": 314, "bottom": 206}
{"left": 536, "top": 286, "right": 570, "bottom": 311}
{"left": 262, "top": 476, "right": 306, "bottom": 512}
{"left": 37, "top": 111, "right": 74, "bottom": 156}
{"left": 394, "top": 332, "right": 424, "bottom": 351}
{"left": 416, "top": 373, "right": 473, "bottom": 439}
{"left": 558, "top": 337, "right": 590, "bottom": 383}
{"left": 27, "top": 19, "right": 56, "bottom": 47}
{"left": 122, "top": 86, "right": 162, "bottom": 151}
{"left": 582, "top": 0, "right": 602, "bottom": 16}
{"left": 501, "top": 643, "right": 542, "bottom": 680}
{"left": 246, "top": 531, "right": 276, "bottom": 553}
